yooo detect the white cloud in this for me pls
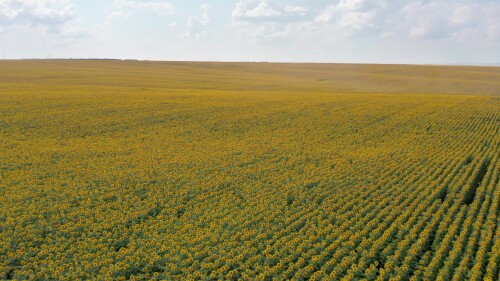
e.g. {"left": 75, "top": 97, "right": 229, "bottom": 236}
{"left": 284, "top": 6, "right": 308, "bottom": 15}
{"left": 0, "top": 0, "right": 88, "bottom": 40}
{"left": 115, "top": 0, "right": 174, "bottom": 16}
{"left": 315, "top": 0, "right": 379, "bottom": 32}
{"left": 314, "top": 6, "right": 336, "bottom": 24}
{"left": 0, "top": 0, "right": 75, "bottom": 28}
{"left": 337, "top": 0, "right": 366, "bottom": 11}
{"left": 184, "top": 4, "right": 210, "bottom": 38}
{"left": 103, "top": 11, "right": 130, "bottom": 26}
{"left": 401, "top": 1, "right": 500, "bottom": 43}
{"left": 231, "top": 1, "right": 314, "bottom": 44}
{"left": 338, "top": 11, "right": 375, "bottom": 30}
{"left": 402, "top": 2, "right": 453, "bottom": 39}
{"left": 59, "top": 20, "right": 87, "bottom": 39}
{"left": 310, "top": 0, "right": 500, "bottom": 45}
{"left": 449, "top": 5, "right": 479, "bottom": 27}
{"left": 228, "top": 0, "right": 500, "bottom": 58}
{"left": 246, "top": 2, "right": 281, "bottom": 18}
{"left": 232, "top": 0, "right": 309, "bottom": 22}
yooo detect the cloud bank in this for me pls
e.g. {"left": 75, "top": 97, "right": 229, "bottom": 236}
{"left": 231, "top": 0, "right": 500, "bottom": 46}
{"left": 0, "top": 0, "right": 75, "bottom": 32}
{"left": 115, "top": 0, "right": 174, "bottom": 16}
{"left": 1, "top": 0, "right": 499, "bottom": 63}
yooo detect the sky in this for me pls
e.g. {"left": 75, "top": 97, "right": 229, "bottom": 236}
{"left": 0, "top": 0, "right": 499, "bottom": 64}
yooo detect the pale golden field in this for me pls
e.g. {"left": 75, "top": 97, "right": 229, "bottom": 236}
{"left": 0, "top": 60, "right": 499, "bottom": 280}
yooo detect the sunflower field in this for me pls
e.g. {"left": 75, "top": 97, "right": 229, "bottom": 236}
{"left": 0, "top": 60, "right": 499, "bottom": 280}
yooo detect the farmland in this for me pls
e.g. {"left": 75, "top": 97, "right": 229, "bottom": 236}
{"left": 0, "top": 60, "right": 499, "bottom": 280}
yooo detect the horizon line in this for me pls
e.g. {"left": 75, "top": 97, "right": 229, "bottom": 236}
{"left": 1, "top": 58, "right": 500, "bottom": 67}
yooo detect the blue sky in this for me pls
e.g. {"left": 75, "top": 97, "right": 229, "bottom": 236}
{"left": 0, "top": 0, "right": 499, "bottom": 64}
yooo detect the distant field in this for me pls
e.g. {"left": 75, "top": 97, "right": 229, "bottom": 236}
{"left": 1, "top": 60, "right": 500, "bottom": 96}
{"left": 0, "top": 60, "right": 499, "bottom": 280}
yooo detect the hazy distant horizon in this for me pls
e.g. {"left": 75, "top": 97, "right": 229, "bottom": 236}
{"left": 2, "top": 58, "right": 499, "bottom": 67}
